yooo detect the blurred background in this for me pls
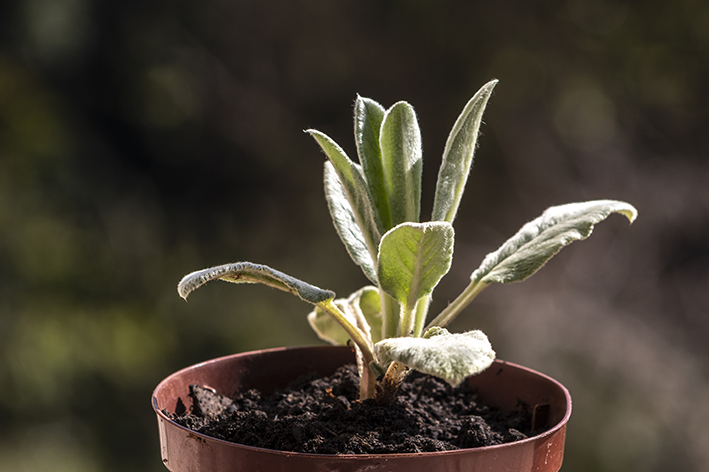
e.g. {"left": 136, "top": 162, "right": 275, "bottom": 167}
{"left": 1, "top": 0, "right": 708, "bottom": 470}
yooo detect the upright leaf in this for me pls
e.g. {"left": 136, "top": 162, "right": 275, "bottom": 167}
{"left": 307, "top": 130, "right": 383, "bottom": 260}
{"left": 353, "top": 286, "right": 383, "bottom": 344}
{"left": 324, "top": 162, "right": 378, "bottom": 284}
{"left": 374, "top": 329, "right": 495, "bottom": 387}
{"left": 355, "top": 96, "right": 391, "bottom": 230}
{"left": 377, "top": 222, "right": 454, "bottom": 314}
{"left": 177, "top": 262, "right": 335, "bottom": 304}
{"left": 472, "top": 200, "right": 638, "bottom": 284}
{"left": 379, "top": 102, "right": 423, "bottom": 225}
{"left": 432, "top": 79, "right": 497, "bottom": 223}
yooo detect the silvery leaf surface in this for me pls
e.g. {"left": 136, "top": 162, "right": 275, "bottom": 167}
{"left": 324, "top": 162, "right": 378, "bottom": 284}
{"left": 432, "top": 79, "right": 497, "bottom": 223}
{"left": 177, "top": 262, "right": 334, "bottom": 305}
{"left": 471, "top": 200, "right": 638, "bottom": 284}
{"left": 379, "top": 101, "right": 422, "bottom": 225}
{"left": 377, "top": 222, "right": 454, "bottom": 311}
{"left": 355, "top": 96, "right": 392, "bottom": 230}
{"left": 308, "top": 130, "right": 383, "bottom": 257}
{"left": 374, "top": 329, "right": 496, "bottom": 387}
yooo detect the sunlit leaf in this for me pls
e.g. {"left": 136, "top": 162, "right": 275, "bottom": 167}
{"left": 324, "top": 162, "right": 378, "bottom": 284}
{"left": 374, "top": 329, "right": 495, "bottom": 387}
{"left": 177, "top": 262, "right": 334, "bottom": 305}
{"left": 379, "top": 101, "right": 422, "bottom": 225}
{"left": 355, "top": 96, "right": 391, "bottom": 230}
{"left": 432, "top": 79, "right": 497, "bottom": 223}
{"left": 308, "top": 129, "right": 383, "bottom": 257}
{"left": 472, "top": 200, "right": 638, "bottom": 284}
{"left": 377, "top": 222, "right": 454, "bottom": 311}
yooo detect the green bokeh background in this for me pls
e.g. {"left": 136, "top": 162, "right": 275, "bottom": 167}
{"left": 1, "top": 1, "right": 708, "bottom": 471}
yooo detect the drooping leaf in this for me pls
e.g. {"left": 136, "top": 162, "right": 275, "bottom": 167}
{"left": 379, "top": 101, "right": 423, "bottom": 225}
{"left": 377, "top": 222, "right": 454, "bottom": 311}
{"left": 374, "top": 329, "right": 496, "bottom": 387}
{"left": 324, "top": 162, "right": 378, "bottom": 284}
{"left": 432, "top": 80, "right": 497, "bottom": 223}
{"left": 307, "top": 130, "right": 383, "bottom": 258}
{"left": 471, "top": 200, "right": 638, "bottom": 284}
{"left": 177, "top": 262, "right": 334, "bottom": 305}
{"left": 355, "top": 96, "right": 391, "bottom": 230}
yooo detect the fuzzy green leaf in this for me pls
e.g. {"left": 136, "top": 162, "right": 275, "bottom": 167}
{"left": 324, "top": 162, "right": 378, "bottom": 284}
{"left": 355, "top": 96, "right": 391, "bottom": 230}
{"left": 432, "top": 79, "right": 497, "bottom": 223}
{"left": 308, "top": 130, "right": 383, "bottom": 259}
{"left": 472, "top": 200, "right": 638, "bottom": 284}
{"left": 377, "top": 222, "right": 454, "bottom": 311}
{"left": 379, "top": 101, "right": 423, "bottom": 225}
{"left": 374, "top": 329, "right": 496, "bottom": 387}
{"left": 177, "top": 262, "right": 334, "bottom": 305}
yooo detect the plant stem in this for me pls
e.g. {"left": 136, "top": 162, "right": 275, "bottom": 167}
{"left": 380, "top": 290, "right": 400, "bottom": 339}
{"left": 424, "top": 279, "right": 489, "bottom": 330}
{"left": 412, "top": 294, "right": 431, "bottom": 337}
{"left": 317, "top": 299, "right": 375, "bottom": 366}
{"left": 350, "top": 345, "right": 377, "bottom": 400}
{"left": 375, "top": 360, "right": 408, "bottom": 405}
{"left": 397, "top": 304, "right": 415, "bottom": 337}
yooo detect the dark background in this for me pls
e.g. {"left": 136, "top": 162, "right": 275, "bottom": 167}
{"left": 1, "top": 0, "right": 708, "bottom": 471}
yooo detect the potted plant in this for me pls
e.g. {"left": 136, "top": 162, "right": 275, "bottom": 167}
{"left": 153, "top": 79, "right": 637, "bottom": 471}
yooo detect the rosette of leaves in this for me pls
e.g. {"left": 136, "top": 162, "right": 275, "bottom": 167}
{"left": 178, "top": 80, "right": 637, "bottom": 402}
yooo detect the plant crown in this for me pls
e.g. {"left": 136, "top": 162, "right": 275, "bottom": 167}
{"left": 178, "top": 80, "right": 637, "bottom": 402}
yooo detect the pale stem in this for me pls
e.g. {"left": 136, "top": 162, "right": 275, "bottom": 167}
{"left": 317, "top": 299, "right": 375, "bottom": 366}
{"left": 412, "top": 294, "right": 431, "bottom": 337}
{"left": 397, "top": 303, "right": 415, "bottom": 337}
{"left": 425, "top": 279, "right": 490, "bottom": 330}
{"left": 358, "top": 355, "right": 377, "bottom": 400}
{"left": 380, "top": 290, "right": 400, "bottom": 339}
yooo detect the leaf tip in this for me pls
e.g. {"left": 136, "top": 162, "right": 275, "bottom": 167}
{"left": 621, "top": 205, "right": 638, "bottom": 224}
{"left": 177, "top": 281, "right": 191, "bottom": 301}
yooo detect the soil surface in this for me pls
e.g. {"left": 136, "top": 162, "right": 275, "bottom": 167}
{"left": 166, "top": 364, "right": 534, "bottom": 454}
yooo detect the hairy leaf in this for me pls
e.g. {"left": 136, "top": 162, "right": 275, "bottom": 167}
{"left": 432, "top": 79, "right": 497, "bottom": 223}
{"left": 324, "top": 162, "right": 378, "bottom": 284}
{"left": 355, "top": 96, "right": 391, "bottom": 230}
{"left": 379, "top": 101, "right": 423, "bottom": 225}
{"left": 308, "top": 130, "right": 383, "bottom": 258}
{"left": 377, "top": 222, "right": 454, "bottom": 310}
{"left": 177, "top": 262, "right": 334, "bottom": 305}
{"left": 374, "top": 329, "right": 495, "bottom": 387}
{"left": 471, "top": 200, "right": 638, "bottom": 284}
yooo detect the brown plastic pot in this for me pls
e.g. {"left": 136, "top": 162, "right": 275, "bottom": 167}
{"left": 153, "top": 345, "right": 571, "bottom": 472}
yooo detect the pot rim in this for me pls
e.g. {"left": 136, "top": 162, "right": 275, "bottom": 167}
{"left": 152, "top": 344, "right": 572, "bottom": 459}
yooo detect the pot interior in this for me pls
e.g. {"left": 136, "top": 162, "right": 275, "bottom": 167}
{"left": 154, "top": 345, "right": 569, "bottom": 432}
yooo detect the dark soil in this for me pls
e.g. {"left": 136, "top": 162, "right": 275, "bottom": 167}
{"left": 166, "top": 364, "right": 535, "bottom": 455}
